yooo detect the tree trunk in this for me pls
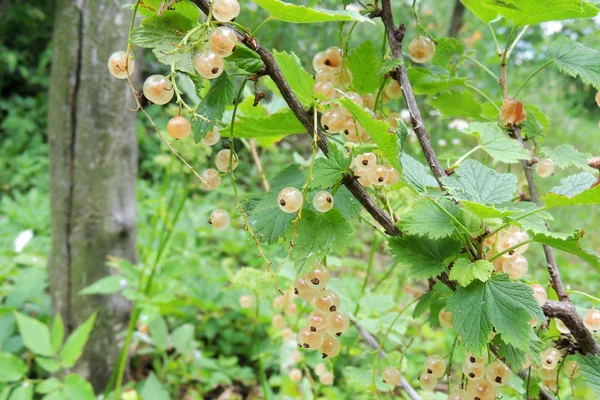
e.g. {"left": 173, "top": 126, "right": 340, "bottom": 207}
{"left": 448, "top": 0, "right": 466, "bottom": 38}
{"left": 48, "top": 0, "right": 137, "bottom": 390}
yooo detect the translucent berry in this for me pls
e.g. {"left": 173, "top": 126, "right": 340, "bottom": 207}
{"left": 289, "top": 367, "right": 302, "bottom": 382}
{"left": 384, "top": 80, "right": 402, "bottom": 100}
{"left": 272, "top": 314, "right": 285, "bottom": 329}
{"left": 320, "top": 109, "right": 345, "bottom": 133}
{"left": 462, "top": 361, "right": 485, "bottom": 381}
{"left": 536, "top": 158, "right": 555, "bottom": 178}
{"left": 315, "top": 363, "right": 327, "bottom": 377}
{"left": 285, "top": 303, "right": 297, "bottom": 315}
{"left": 239, "top": 294, "right": 253, "bottom": 309}
{"left": 438, "top": 308, "right": 453, "bottom": 329}
{"left": 314, "top": 289, "right": 341, "bottom": 313}
{"left": 337, "top": 68, "right": 353, "bottom": 87}
{"left": 315, "top": 68, "right": 337, "bottom": 83}
{"left": 278, "top": 187, "right": 303, "bottom": 213}
{"left": 387, "top": 113, "right": 400, "bottom": 131}
{"left": 386, "top": 168, "right": 400, "bottom": 185}
{"left": 291, "top": 350, "right": 302, "bottom": 363}
{"left": 465, "top": 352, "right": 487, "bottom": 367}
{"left": 307, "top": 311, "right": 329, "bottom": 333}
{"left": 312, "top": 47, "right": 343, "bottom": 71}
{"left": 209, "top": 26, "right": 238, "bottom": 57}
{"left": 583, "top": 309, "right": 600, "bottom": 330}
{"left": 354, "top": 152, "right": 377, "bottom": 170}
{"left": 408, "top": 37, "right": 436, "bottom": 63}
{"left": 319, "top": 335, "right": 341, "bottom": 359}
{"left": 355, "top": 167, "right": 371, "bottom": 187}
{"left": 215, "top": 149, "right": 238, "bottom": 172}
{"left": 313, "top": 81, "right": 336, "bottom": 99}
{"left": 328, "top": 312, "right": 349, "bottom": 337}
{"left": 537, "top": 366, "right": 557, "bottom": 380}
{"left": 541, "top": 348, "right": 561, "bottom": 370}
{"left": 485, "top": 360, "right": 512, "bottom": 387}
{"left": 418, "top": 373, "right": 437, "bottom": 391}
{"left": 497, "top": 232, "right": 529, "bottom": 258}
{"left": 319, "top": 372, "right": 334, "bottom": 385}
{"left": 209, "top": 209, "right": 230, "bottom": 230}
{"left": 448, "top": 389, "right": 468, "bottom": 400}
{"left": 382, "top": 367, "right": 401, "bottom": 386}
{"left": 368, "top": 165, "right": 389, "bottom": 186}
{"left": 307, "top": 262, "right": 330, "bottom": 288}
{"left": 530, "top": 284, "right": 547, "bottom": 306}
{"left": 312, "top": 191, "right": 334, "bottom": 213}
{"left": 294, "top": 276, "right": 319, "bottom": 300}
{"left": 194, "top": 51, "right": 224, "bottom": 79}
{"left": 107, "top": 51, "right": 135, "bottom": 79}
{"left": 556, "top": 318, "right": 570, "bottom": 334}
{"left": 312, "top": 52, "right": 329, "bottom": 72}
{"left": 282, "top": 328, "right": 294, "bottom": 341}
{"left": 361, "top": 93, "right": 375, "bottom": 110}
{"left": 424, "top": 355, "right": 446, "bottom": 378}
{"left": 342, "top": 120, "right": 360, "bottom": 142}
{"left": 212, "top": 0, "right": 240, "bottom": 22}
{"left": 200, "top": 168, "right": 222, "bottom": 191}
{"left": 466, "top": 379, "right": 496, "bottom": 400}
{"left": 564, "top": 360, "right": 580, "bottom": 378}
{"left": 297, "top": 327, "right": 324, "bottom": 350}
{"left": 500, "top": 98, "right": 527, "bottom": 125}
{"left": 142, "top": 75, "right": 174, "bottom": 105}
{"left": 501, "top": 255, "right": 529, "bottom": 280}
{"left": 201, "top": 127, "right": 221, "bottom": 146}
{"left": 167, "top": 116, "right": 192, "bottom": 140}
{"left": 340, "top": 92, "right": 363, "bottom": 116}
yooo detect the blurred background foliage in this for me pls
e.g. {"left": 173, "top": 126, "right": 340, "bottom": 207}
{"left": 1, "top": 0, "right": 599, "bottom": 398}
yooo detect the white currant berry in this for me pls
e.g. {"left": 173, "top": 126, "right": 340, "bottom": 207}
{"left": 312, "top": 51, "right": 329, "bottom": 72}
{"left": 382, "top": 367, "right": 401, "bottom": 386}
{"left": 297, "top": 327, "right": 324, "bottom": 350}
{"left": 278, "top": 187, "right": 303, "bottom": 213}
{"left": 386, "top": 167, "right": 400, "bottom": 185}
{"left": 294, "top": 276, "right": 319, "bottom": 300}
{"left": 424, "top": 355, "right": 446, "bottom": 378}
{"left": 340, "top": 92, "right": 363, "bottom": 116}
{"left": 107, "top": 51, "right": 135, "bottom": 79}
{"left": 215, "top": 149, "right": 238, "bottom": 172}
{"left": 354, "top": 152, "right": 377, "bottom": 170}
{"left": 320, "top": 109, "right": 345, "bottom": 133}
{"left": 314, "top": 289, "right": 341, "bottom": 313}
{"left": 308, "top": 262, "right": 330, "bottom": 288}
{"left": 530, "top": 284, "right": 547, "bottom": 306}
{"left": 368, "top": 165, "right": 389, "bottom": 186}
{"left": 361, "top": 93, "right": 375, "bottom": 110}
{"left": 194, "top": 51, "right": 224, "bottom": 79}
{"left": 583, "top": 309, "right": 600, "bottom": 330}
{"left": 337, "top": 68, "right": 353, "bottom": 87}
{"left": 538, "top": 365, "right": 557, "bottom": 380}
{"left": 273, "top": 293, "right": 288, "bottom": 309}
{"left": 209, "top": 209, "right": 230, "bottom": 230}
{"left": 448, "top": 389, "right": 468, "bottom": 400}
{"left": 355, "top": 167, "right": 371, "bottom": 187}
{"left": 319, "top": 372, "right": 334, "bottom": 385}
{"left": 497, "top": 232, "right": 529, "bottom": 258}
{"left": 209, "top": 27, "right": 238, "bottom": 57}
{"left": 315, "top": 68, "right": 337, "bottom": 84}
{"left": 142, "top": 75, "right": 174, "bottom": 105}
{"left": 438, "top": 308, "right": 453, "bottom": 328}
{"left": 384, "top": 80, "right": 403, "bottom": 100}
{"left": 289, "top": 368, "right": 302, "bottom": 382}
{"left": 541, "top": 348, "right": 561, "bottom": 370}
{"left": 418, "top": 373, "right": 437, "bottom": 391}
{"left": 307, "top": 311, "right": 330, "bottom": 333}
{"left": 327, "top": 312, "right": 349, "bottom": 336}
{"left": 319, "top": 335, "right": 341, "bottom": 359}
{"left": 284, "top": 302, "right": 297, "bottom": 315}
{"left": 342, "top": 120, "right": 360, "bottom": 142}
{"left": 465, "top": 352, "right": 487, "bottom": 367}
{"left": 315, "top": 363, "right": 327, "bottom": 377}
{"left": 272, "top": 314, "right": 285, "bottom": 329}
{"left": 313, "top": 191, "right": 334, "bottom": 213}
{"left": 485, "top": 360, "right": 512, "bottom": 387}
{"left": 501, "top": 255, "right": 529, "bottom": 280}
{"left": 291, "top": 350, "right": 302, "bottom": 363}
{"left": 313, "top": 81, "right": 336, "bottom": 99}
{"left": 563, "top": 360, "right": 580, "bottom": 378}
{"left": 201, "top": 127, "right": 221, "bottom": 146}
{"left": 239, "top": 294, "right": 253, "bottom": 309}
{"left": 313, "top": 47, "right": 343, "bottom": 71}
{"left": 200, "top": 168, "right": 222, "bottom": 191}
{"left": 408, "top": 37, "right": 436, "bottom": 63}
{"left": 167, "top": 116, "right": 192, "bottom": 140}
{"left": 536, "top": 158, "right": 556, "bottom": 178}
{"left": 212, "top": 0, "right": 240, "bottom": 22}
{"left": 282, "top": 328, "right": 294, "bottom": 341}
{"left": 387, "top": 113, "right": 401, "bottom": 132}
{"left": 556, "top": 318, "right": 570, "bottom": 334}
{"left": 462, "top": 361, "right": 485, "bottom": 380}
{"left": 466, "top": 379, "right": 496, "bottom": 400}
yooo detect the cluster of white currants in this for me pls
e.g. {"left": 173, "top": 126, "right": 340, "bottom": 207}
{"left": 291, "top": 263, "right": 350, "bottom": 359}
{"left": 534, "top": 348, "right": 580, "bottom": 392}
{"left": 276, "top": 187, "right": 336, "bottom": 214}
{"left": 485, "top": 226, "right": 530, "bottom": 280}
{"left": 450, "top": 354, "right": 512, "bottom": 399}
{"left": 288, "top": 362, "right": 334, "bottom": 386}
{"left": 352, "top": 152, "right": 400, "bottom": 187}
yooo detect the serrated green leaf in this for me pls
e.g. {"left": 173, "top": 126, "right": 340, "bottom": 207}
{"left": 172, "top": 324, "right": 194, "bottom": 354}
{"left": 431, "top": 37, "right": 465, "bottom": 66}
{"left": 549, "top": 172, "right": 596, "bottom": 197}
{"left": 530, "top": 231, "right": 600, "bottom": 271}
{"left": 51, "top": 315, "right": 64, "bottom": 354}
{"left": 577, "top": 353, "right": 600, "bottom": 395}
{"left": 388, "top": 235, "right": 463, "bottom": 280}
{"left": 251, "top": 0, "right": 374, "bottom": 23}
{"left": 449, "top": 259, "right": 494, "bottom": 286}
{"left": 413, "top": 283, "right": 453, "bottom": 319}
{"left": 79, "top": 275, "right": 125, "bottom": 295}
{"left": 14, "top": 312, "right": 54, "bottom": 357}
{"left": 551, "top": 36, "right": 600, "bottom": 89}
{"left": 428, "top": 90, "right": 482, "bottom": 120}
{"left": 542, "top": 176, "right": 600, "bottom": 208}
{"left": 36, "top": 378, "right": 62, "bottom": 394}
{"left": 443, "top": 160, "right": 518, "bottom": 204}
{"left": 272, "top": 50, "right": 315, "bottom": 107}
{"left": 249, "top": 206, "right": 294, "bottom": 244}
{"left": 234, "top": 109, "right": 304, "bottom": 138}
{"left": 60, "top": 313, "right": 96, "bottom": 368}
{"left": 468, "top": 122, "right": 530, "bottom": 163}
{"left": 380, "top": 58, "right": 403, "bottom": 75}
{"left": 311, "top": 144, "right": 351, "bottom": 189}
{"left": 64, "top": 375, "right": 94, "bottom": 400}
{"left": 0, "top": 353, "right": 27, "bottom": 382}
{"left": 399, "top": 198, "right": 460, "bottom": 239}
{"left": 333, "top": 187, "right": 362, "bottom": 219}
{"left": 228, "top": 44, "right": 264, "bottom": 73}
{"left": 136, "top": 0, "right": 200, "bottom": 22}
{"left": 407, "top": 67, "right": 466, "bottom": 95}
{"left": 192, "top": 73, "right": 234, "bottom": 142}
{"left": 498, "top": 332, "right": 543, "bottom": 369}
{"left": 401, "top": 153, "right": 439, "bottom": 193}
{"left": 541, "top": 144, "right": 590, "bottom": 170}
{"left": 521, "top": 105, "right": 550, "bottom": 139}
{"left": 347, "top": 41, "right": 383, "bottom": 93}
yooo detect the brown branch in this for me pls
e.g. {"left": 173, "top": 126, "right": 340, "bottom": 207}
{"left": 248, "top": 139, "right": 270, "bottom": 192}
{"left": 447, "top": 0, "right": 466, "bottom": 38}
{"left": 543, "top": 300, "right": 600, "bottom": 355}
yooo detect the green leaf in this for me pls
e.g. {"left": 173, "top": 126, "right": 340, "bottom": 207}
{"left": 311, "top": 144, "right": 351, "bottom": 189}
{"left": 192, "top": 73, "right": 235, "bottom": 142}
{"left": 63, "top": 375, "right": 94, "bottom": 400}
{"left": 347, "top": 41, "right": 383, "bottom": 93}
{"left": 136, "top": 0, "right": 200, "bottom": 22}
{"left": 428, "top": 90, "right": 482, "bottom": 120}
{"left": 59, "top": 313, "right": 96, "bottom": 368}
{"left": 51, "top": 315, "right": 64, "bottom": 354}
{"left": 8, "top": 385, "right": 33, "bottom": 400}
{"left": 79, "top": 275, "right": 125, "bottom": 295}
{"left": 468, "top": 122, "right": 530, "bottom": 163}
{"left": 541, "top": 144, "right": 591, "bottom": 170}
{"left": 172, "top": 324, "right": 195, "bottom": 354}
{"left": 380, "top": 58, "right": 403, "bottom": 75}
{"left": 140, "top": 372, "right": 171, "bottom": 400}
{"left": 407, "top": 67, "right": 466, "bottom": 95}
{"left": 149, "top": 315, "right": 169, "bottom": 350}
{"left": 542, "top": 177, "right": 600, "bottom": 208}
{"left": 250, "top": 0, "right": 373, "bottom": 23}
{"left": 388, "top": 235, "right": 463, "bottom": 280}
{"left": 443, "top": 160, "right": 518, "bottom": 205}
{"left": 577, "top": 353, "right": 600, "bottom": 396}
{"left": 249, "top": 206, "right": 294, "bottom": 244}
{"left": 551, "top": 36, "right": 600, "bottom": 90}
{"left": 36, "top": 378, "right": 62, "bottom": 395}
{"left": 401, "top": 153, "right": 439, "bottom": 193}
{"left": 338, "top": 96, "right": 402, "bottom": 172}
{"left": 0, "top": 353, "right": 27, "bottom": 382}
{"left": 333, "top": 187, "right": 362, "bottom": 219}
{"left": 36, "top": 357, "right": 60, "bottom": 373}
{"left": 521, "top": 105, "right": 550, "bottom": 139}
{"left": 431, "top": 38, "right": 465, "bottom": 66}
{"left": 14, "top": 312, "right": 54, "bottom": 357}
{"left": 449, "top": 259, "right": 494, "bottom": 287}
{"left": 130, "top": 16, "right": 194, "bottom": 73}
{"left": 497, "top": 332, "right": 544, "bottom": 369}
{"left": 529, "top": 231, "right": 600, "bottom": 271}
{"left": 234, "top": 109, "right": 304, "bottom": 138}
{"left": 291, "top": 209, "right": 353, "bottom": 275}
{"left": 399, "top": 198, "right": 461, "bottom": 239}
{"left": 273, "top": 50, "right": 315, "bottom": 107}
{"left": 549, "top": 172, "right": 596, "bottom": 197}
{"left": 228, "top": 44, "right": 263, "bottom": 73}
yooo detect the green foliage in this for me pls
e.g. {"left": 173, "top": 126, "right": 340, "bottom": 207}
{"left": 399, "top": 198, "right": 461, "bottom": 239}
{"left": 577, "top": 354, "right": 600, "bottom": 396}
{"left": 429, "top": 90, "right": 482, "bottom": 120}
{"left": 541, "top": 144, "right": 590, "bottom": 170}
{"left": 401, "top": 153, "right": 439, "bottom": 193}
{"left": 347, "top": 41, "right": 383, "bottom": 93}
{"left": 449, "top": 259, "right": 494, "bottom": 286}
{"left": 542, "top": 175, "right": 600, "bottom": 208}
{"left": 388, "top": 235, "right": 463, "bottom": 279}
{"left": 468, "top": 122, "right": 530, "bottom": 163}
{"left": 311, "top": 144, "right": 351, "bottom": 189}
{"left": 228, "top": 44, "right": 264, "bottom": 72}
{"left": 234, "top": 109, "right": 305, "bottom": 138}
{"left": 550, "top": 36, "right": 600, "bottom": 90}
{"left": 192, "top": 73, "right": 235, "bottom": 141}
{"left": 443, "top": 160, "right": 518, "bottom": 204}
{"left": 250, "top": 0, "right": 373, "bottom": 23}
{"left": 0, "top": 353, "right": 27, "bottom": 383}
{"left": 272, "top": 51, "right": 315, "bottom": 107}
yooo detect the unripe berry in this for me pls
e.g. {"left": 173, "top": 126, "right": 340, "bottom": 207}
{"left": 212, "top": 0, "right": 240, "bottom": 22}
{"left": 289, "top": 368, "right": 302, "bottom": 382}
{"left": 167, "top": 116, "right": 192, "bottom": 139}
{"left": 319, "top": 335, "right": 341, "bottom": 358}
{"left": 319, "top": 372, "right": 334, "bottom": 385}
{"left": 278, "top": 187, "right": 303, "bottom": 213}
{"left": 466, "top": 379, "right": 496, "bottom": 400}
{"left": 209, "top": 27, "right": 238, "bottom": 57}
{"left": 501, "top": 255, "right": 529, "bottom": 280}
{"left": 314, "top": 289, "right": 341, "bottom": 313}
{"left": 315, "top": 363, "right": 327, "bottom": 377}
{"left": 354, "top": 152, "right": 377, "bottom": 170}
{"left": 201, "top": 127, "right": 221, "bottom": 146}
{"left": 563, "top": 360, "right": 580, "bottom": 378}
{"left": 239, "top": 294, "right": 253, "bottom": 308}
{"left": 308, "top": 262, "right": 330, "bottom": 288}
{"left": 142, "top": 75, "right": 174, "bottom": 105}
{"left": 297, "top": 327, "right": 324, "bottom": 350}
{"left": 209, "top": 209, "right": 230, "bottom": 230}
{"left": 321, "top": 109, "right": 346, "bottom": 133}
{"left": 530, "top": 284, "right": 547, "bottom": 306}
{"left": 556, "top": 318, "right": 570, "bottom": 334}
{"left": 200, "top": 168, "right": 222, "bottom": 191}
{"left": 448, "top": 389, "right": 468, "bottom": 400}
{"left": 194, "top": 51, "right": 224, "bottom": 79}
{"left": 313, "top": 81, "right": 336, "bottom": 99}
{"left": 462, "top": 361, "right": 485, "bottom": 380}
{"left": 307, "top": 311, "right": 329, "bottom": 333}
{"left": 340, "top": 92, "right": 363, "bottom": 116}
{"left": 108, "top": 51, "right": 135, "bottom": 79}
{"left": 294, "top": 276, "right": 319, "bottom": 300}
{"left": 583, "top": 308, "right": 600, "bottom": 330}
{"left": 327, "top": 312, "right": 349, "bottom": 336}
{"left": 382, "top": 367, "right": 401, "bottom": 386}
{"left": 313, "top": 191, "right": 334, "bottom": 213}
{"left": 384, "top": 80, "right": 403, "bottom": 100}
{"left": 272, "top": 314, "right": 285, "bottom": 329}
{"left": 500, "top": 98, "right": 527, "bottom": 125}
{"left": 541, "top": 348, "right": 561, "bottom": 370}
{"left": 485, "top": 360, "right": 512, "bottom": 386}
{"left": 361, "top": 93, "right": 375, "bottom": 110}
{"left": 215, "top": 149, "right": 238, "bottom": 172}
{"left": 424, "top": 354, "right": 446, "bottom": 378}
{"left": 408, "top": 37, "right": 436, "bottom": 63}
{"left": 536, "top": 158, "right": 556, "bottom": 178}
{"left": 418, "top": 373, "right": 437, "bottom": 391}
{"left": 438, "top": 308, "right": 453, "bottom": 328}
{"left": 368, "top": 165, "right": 389, "bottom": 186}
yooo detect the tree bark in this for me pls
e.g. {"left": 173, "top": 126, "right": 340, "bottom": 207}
{"left": 48, "top": 0, "right": 137, "bottom": 390}
{"left": 448, "top": 0, "right": 466, "bottom": 38}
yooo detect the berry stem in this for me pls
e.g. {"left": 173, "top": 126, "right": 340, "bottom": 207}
{"left": 465, "top": 83, "right": 500, "bottom": 111}
{"left": 451, "top": 145, "right": 483, "bottom": 169}
{"left": 568, "top": 290, "right": 600, "bottom": 304}
{"left": 513, "top": 59, "right": 554, "bottom": 99}
{"left": 488, "top": 239, "right": 534, "bottom": 261}
{"left": 354, "top": 234, "right": 379, "bottom": 315}
{"left": 464, "top": 55, "right": 500, "bottom": 81}
{"left": 251, "top": 16, "right": 273, "bottom": 38}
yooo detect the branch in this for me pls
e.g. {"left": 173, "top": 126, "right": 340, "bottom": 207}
{"left": 352, "top": 320, "right": 423, "bottom": 400}
{"left": 192, "top": 0, "right": 401, "bottom": 237}
{"left": 447, "top": 0, "right": 466, "bottom": 38}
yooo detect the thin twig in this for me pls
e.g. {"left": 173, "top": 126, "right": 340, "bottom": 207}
{"left": 248, "top": 139, "right": 270, "bottom": 191}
